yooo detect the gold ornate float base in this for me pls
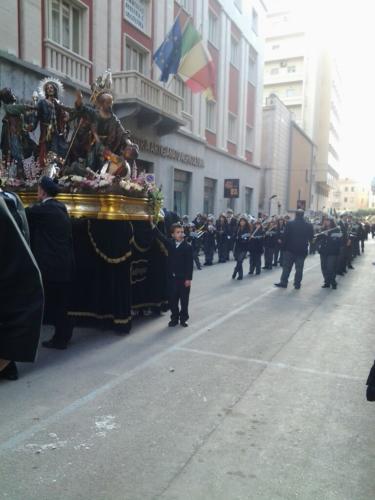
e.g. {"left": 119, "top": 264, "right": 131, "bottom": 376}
{"left": 19, "top": 192, "right": 154, "bottom": 221}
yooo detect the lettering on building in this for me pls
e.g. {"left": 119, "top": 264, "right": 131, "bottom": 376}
{"left": 124, "top": 0, "right": 148, "bottom": 32}
{"left": 133, "top": 137, "right": 205, "bottom": 168}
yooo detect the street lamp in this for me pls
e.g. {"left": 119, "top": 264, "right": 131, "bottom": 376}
{"left": 269, "top": 194, "right": 277, "bottom": 216}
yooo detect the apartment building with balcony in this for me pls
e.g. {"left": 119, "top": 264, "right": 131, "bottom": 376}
{"left": 0, "top": 0, "right": 267, "bottom": 218}
{"left": 331, "top": 178, "right": 369, "bottom": 213}
{"left": 262, "top": 2, "right": 341, "bottom": 212}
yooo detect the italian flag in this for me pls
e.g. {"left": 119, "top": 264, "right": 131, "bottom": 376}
{"left": 178, "top": 21, "right": 216, "bottom": 99}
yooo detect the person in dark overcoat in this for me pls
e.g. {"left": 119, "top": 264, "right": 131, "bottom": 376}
{"left": 0, "top": 197, "right": 44, "bottom": 380}
{"left": 232, "top": 216, "right": 249, "bottom": 280}
{"left": 248, "top": 220, "right": 264, "bottom": 275}
{"left": 26, "top": 176, "right": 75, "bottom": 349}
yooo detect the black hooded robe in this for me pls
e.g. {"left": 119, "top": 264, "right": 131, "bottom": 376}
{"left": 0, "top": 197, "right": 44, "bottom": 362}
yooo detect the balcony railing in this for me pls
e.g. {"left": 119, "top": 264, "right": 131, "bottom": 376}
{"left": 44, "top": 39, "right": 92, "bottom": 87}
{"left": 112, "top": 71, "right": 183, "bottom": 122}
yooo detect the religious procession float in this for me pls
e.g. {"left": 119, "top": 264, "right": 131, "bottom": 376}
{"left": 0, "top": 72, "right": 168, "bottom": 333}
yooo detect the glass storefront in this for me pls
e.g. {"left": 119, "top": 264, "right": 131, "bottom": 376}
{"left": 204, "top": 177, "right": 216, "bottom": 215}
{"left": 173, "top": 169, "right": 191, "bottom": 216}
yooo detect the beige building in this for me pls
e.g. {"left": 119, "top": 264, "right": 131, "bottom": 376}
{"left": 263, "top": 2, "right": 340, "bottom": 212}
{"left": 260, "top": 94, "right": 316, "bottom": 215}
{"left": 331, "top": 178, "right": 369, "bottom": 212}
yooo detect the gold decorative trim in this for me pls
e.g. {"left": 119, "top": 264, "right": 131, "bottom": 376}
{"left": 132, "top": 301, "right": 169, "bottom": 309}
{"left": 68, "top": 311, "right": 132, "bottom": 325}
{"left": 156, "top": 239, "right": 168, "bottom": 256}
{"left": 87, "top": 220, "right": 132, "bottom": 264}
{"left": 18, "top": 192, "right": 155, "bottom": 221}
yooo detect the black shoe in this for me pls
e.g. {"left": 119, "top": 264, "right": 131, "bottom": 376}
{"left": 180, "top": 322, "right": 189, "bottom": 327}
{"left": 0, "top": 361, "right": 18, "bottom": 381}
{"left": 237, "top": 276, "right": 243, "bottom": 280}
{"left": 256, "top": 271, "right": 261, "bottom": 275}
{"left": 232, "top": 271, "right": 237, "bottom": 279}
{"left": 42, "top": 339, "right": 68, "bottom": 350}
{"left": 262, "top": 266, "right": 267, "bottom": 269}
{"left": 274, "top": 283, "right": 287, "bottom": 288}
{"left": 337, "top": 272, "right": 344, "bottom": 276}
{"left": 294, "top": 284, "right": 301, "bottom": 290}
{"left": 197, "top": 266, "right": 202, "bottom": 270}
{"left": 273, "top": 263, "right": 277, "bottom": 267}
{"left": 322, "top": 283, "right": 330, "bottom": 288}
{"left": 168, "top": 321, "right": 178, "bottom": 327}
{"left": 348, "top": 265, "right": 354, "bottom": 270}
{"left": 332, "top": 283, "right": 337, "bottom": 290}
{"left": 248, "top": 271, "right": 253, "bottom": 275}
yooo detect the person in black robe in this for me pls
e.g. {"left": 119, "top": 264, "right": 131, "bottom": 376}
{"left": 0, "top": 197, "right": 44, "bottom": 380}
{"left": 232, "top": 216, "right": 249, "bottom": 280}
{"left": 26, "top": 176, "right": 75, "bottom": 349}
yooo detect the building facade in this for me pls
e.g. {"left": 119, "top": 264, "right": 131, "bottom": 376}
{"left": 263, "top": 2, "right": 341, "bottom": 212}
{"left": 0, "top": 0, "right": 267, "bottom": 218}
{"left": 331, "top": 178, "right": 369, "bottom": 213}
{"left": 260, "top": 94, "right": 316, "bottom": 215}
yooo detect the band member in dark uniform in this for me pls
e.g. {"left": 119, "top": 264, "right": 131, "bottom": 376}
{"left": 216, "top": 214, "right": 229, "bottom": 263}
{"left": 0, "top": 197, "right": 44, "bottom": 380}
{"left": 275, "top": 209, "right": 314, "bottom": 289}
{"left": 263, "top": 220, "right": 277, "bottom": 270}
{"left": 186, "top": 223, "right": 202, "bottom": 270}
{"left": 232, "top": 216, "right": 250, "bottom": 280}
{"left": 248, "top": 220, "right": 264, "bottom": 275}
{"left": 316, "top": 217, "right": 342, "bottom": 289}
{"left": 226, "top": 209, "right": 238, "bottom": 260}
{"left": 203, "top": 216, "right": 216, "bottom": 266}
{"left": 26, "top": 176, "right": 75, "bottom": 349}
{"left": 153, "top": 223, "right": 193, "bottom": 327}
{"left": 273, "top": 218, "right": 285, "bottom": 267}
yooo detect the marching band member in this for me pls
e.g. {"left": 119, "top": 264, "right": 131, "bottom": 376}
{"left": 203, "top": 216, "right": 216, "bottom": 266}
{"left": 315, "top": 217, "right": 342, "bottom": 289}
{"left": 248, "top": 220, "right": 264, "bottom": 276}
{"left": 232, "top": 216, "right": 250, "bottom": 280}
{"left": 263, "top": 220, "right": 277, "bottom": 270}
{"left": 216, "top": 214, "right": 229, "bottom": 263}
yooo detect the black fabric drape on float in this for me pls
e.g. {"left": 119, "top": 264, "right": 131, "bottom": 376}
{"left": 130, "top": 221, "right": 168, "bottom": 312}
{"left": 69, "top": 219, "right": 133, "bottom": 333}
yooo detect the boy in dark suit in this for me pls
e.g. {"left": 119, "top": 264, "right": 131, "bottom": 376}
{"left": 153, "top": 222, "right": 193, "bottom": 327}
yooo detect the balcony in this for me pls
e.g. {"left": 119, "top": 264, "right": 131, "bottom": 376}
{"left": 112, "top": 71, "right": 185, "bottom": 136}
{"left": 264, "top": 72, "right": 304, "bottom": 86}
{"left": 44, "top": 39, "right": 92, "bottom": 87}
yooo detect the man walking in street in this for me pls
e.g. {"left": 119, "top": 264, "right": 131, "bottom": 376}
{"left": 274, "top": 209, "right": 314, "bottom": 290}
{"left": 26, "top": 176, "right": 75, "bottom": 349}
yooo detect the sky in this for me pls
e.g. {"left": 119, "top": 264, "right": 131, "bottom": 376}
{"left": 267, "top": 0, "right": 375, "bottom": 186}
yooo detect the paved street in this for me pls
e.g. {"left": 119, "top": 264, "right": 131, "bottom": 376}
{"left": 1, "top": 243, "right": 375, "bottom": 500}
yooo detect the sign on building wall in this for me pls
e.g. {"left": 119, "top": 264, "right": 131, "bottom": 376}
{"left": 124, "top": 0, "right": 148, "bottom": 32}
{"left": 224, "top": 179, "right": 240, "bottom": 199}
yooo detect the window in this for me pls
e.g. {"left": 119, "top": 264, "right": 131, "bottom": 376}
{"left": 228, "top": 113, "right": 237, "bottom": 143}
{"left": 206, "top": 100, "right": 216, "bottom": 132}
{"left": 125, "top": 0, "right": 150, "bottom": 33}
{"left": 272, "top": 44, "right": 280, "bottom": 50}
{"left": 245, "top": 126, "right": 254, "bottom": 151}
{"left": 48, "top": 0, "right": 83, "bottom": 54}
{"left": 174, "top": 169, "right": 191, "bottom": 216}
{"left": 305, "top": 169, "right": 309, "bottom": 182}
{"left": 351, "top": 187, "right": 355, "bottom": 192}
{"left": 174, "top": 77, "right": 193, "bottom": 115}
{"left": 204, "top": 177, "right": 216, "bottom": 215}
{"left": 280, "top": 60, "right": 287, "bottom": 68}
{"left": 230, "top": 37, "right": 240, "bottom": 67}
{"left": 245, "top": 187, "right": 253, "bottom": 214}
{"left": 208, "top": 11, "right": 219, "bottom": 46}
{"left": 125, "top": 40, "right": 148, "bottom": 75}
{"left": 176, "top": 0, "right": 192, "bottom": 14}
{"left": 344, "top": 187, "right": 348, "bottom": 192}
{"left": 270, "top": 68, "right": 279, "bottom": 75}
{"left": 252, "top": 8, "right": 258, "bottom": 34}
{"left": 288, "top": 66, "right": 296, "bottom": 73}
{"left": 248, "top": 45, "right": 257, "bottom": 84}
{"left": 344, "top": 197, "right": 348, "bottom": 203}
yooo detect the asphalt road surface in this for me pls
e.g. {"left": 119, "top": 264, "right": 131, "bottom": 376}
{"left": 1, "top": 242, "right": 375, "bottom": 500}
